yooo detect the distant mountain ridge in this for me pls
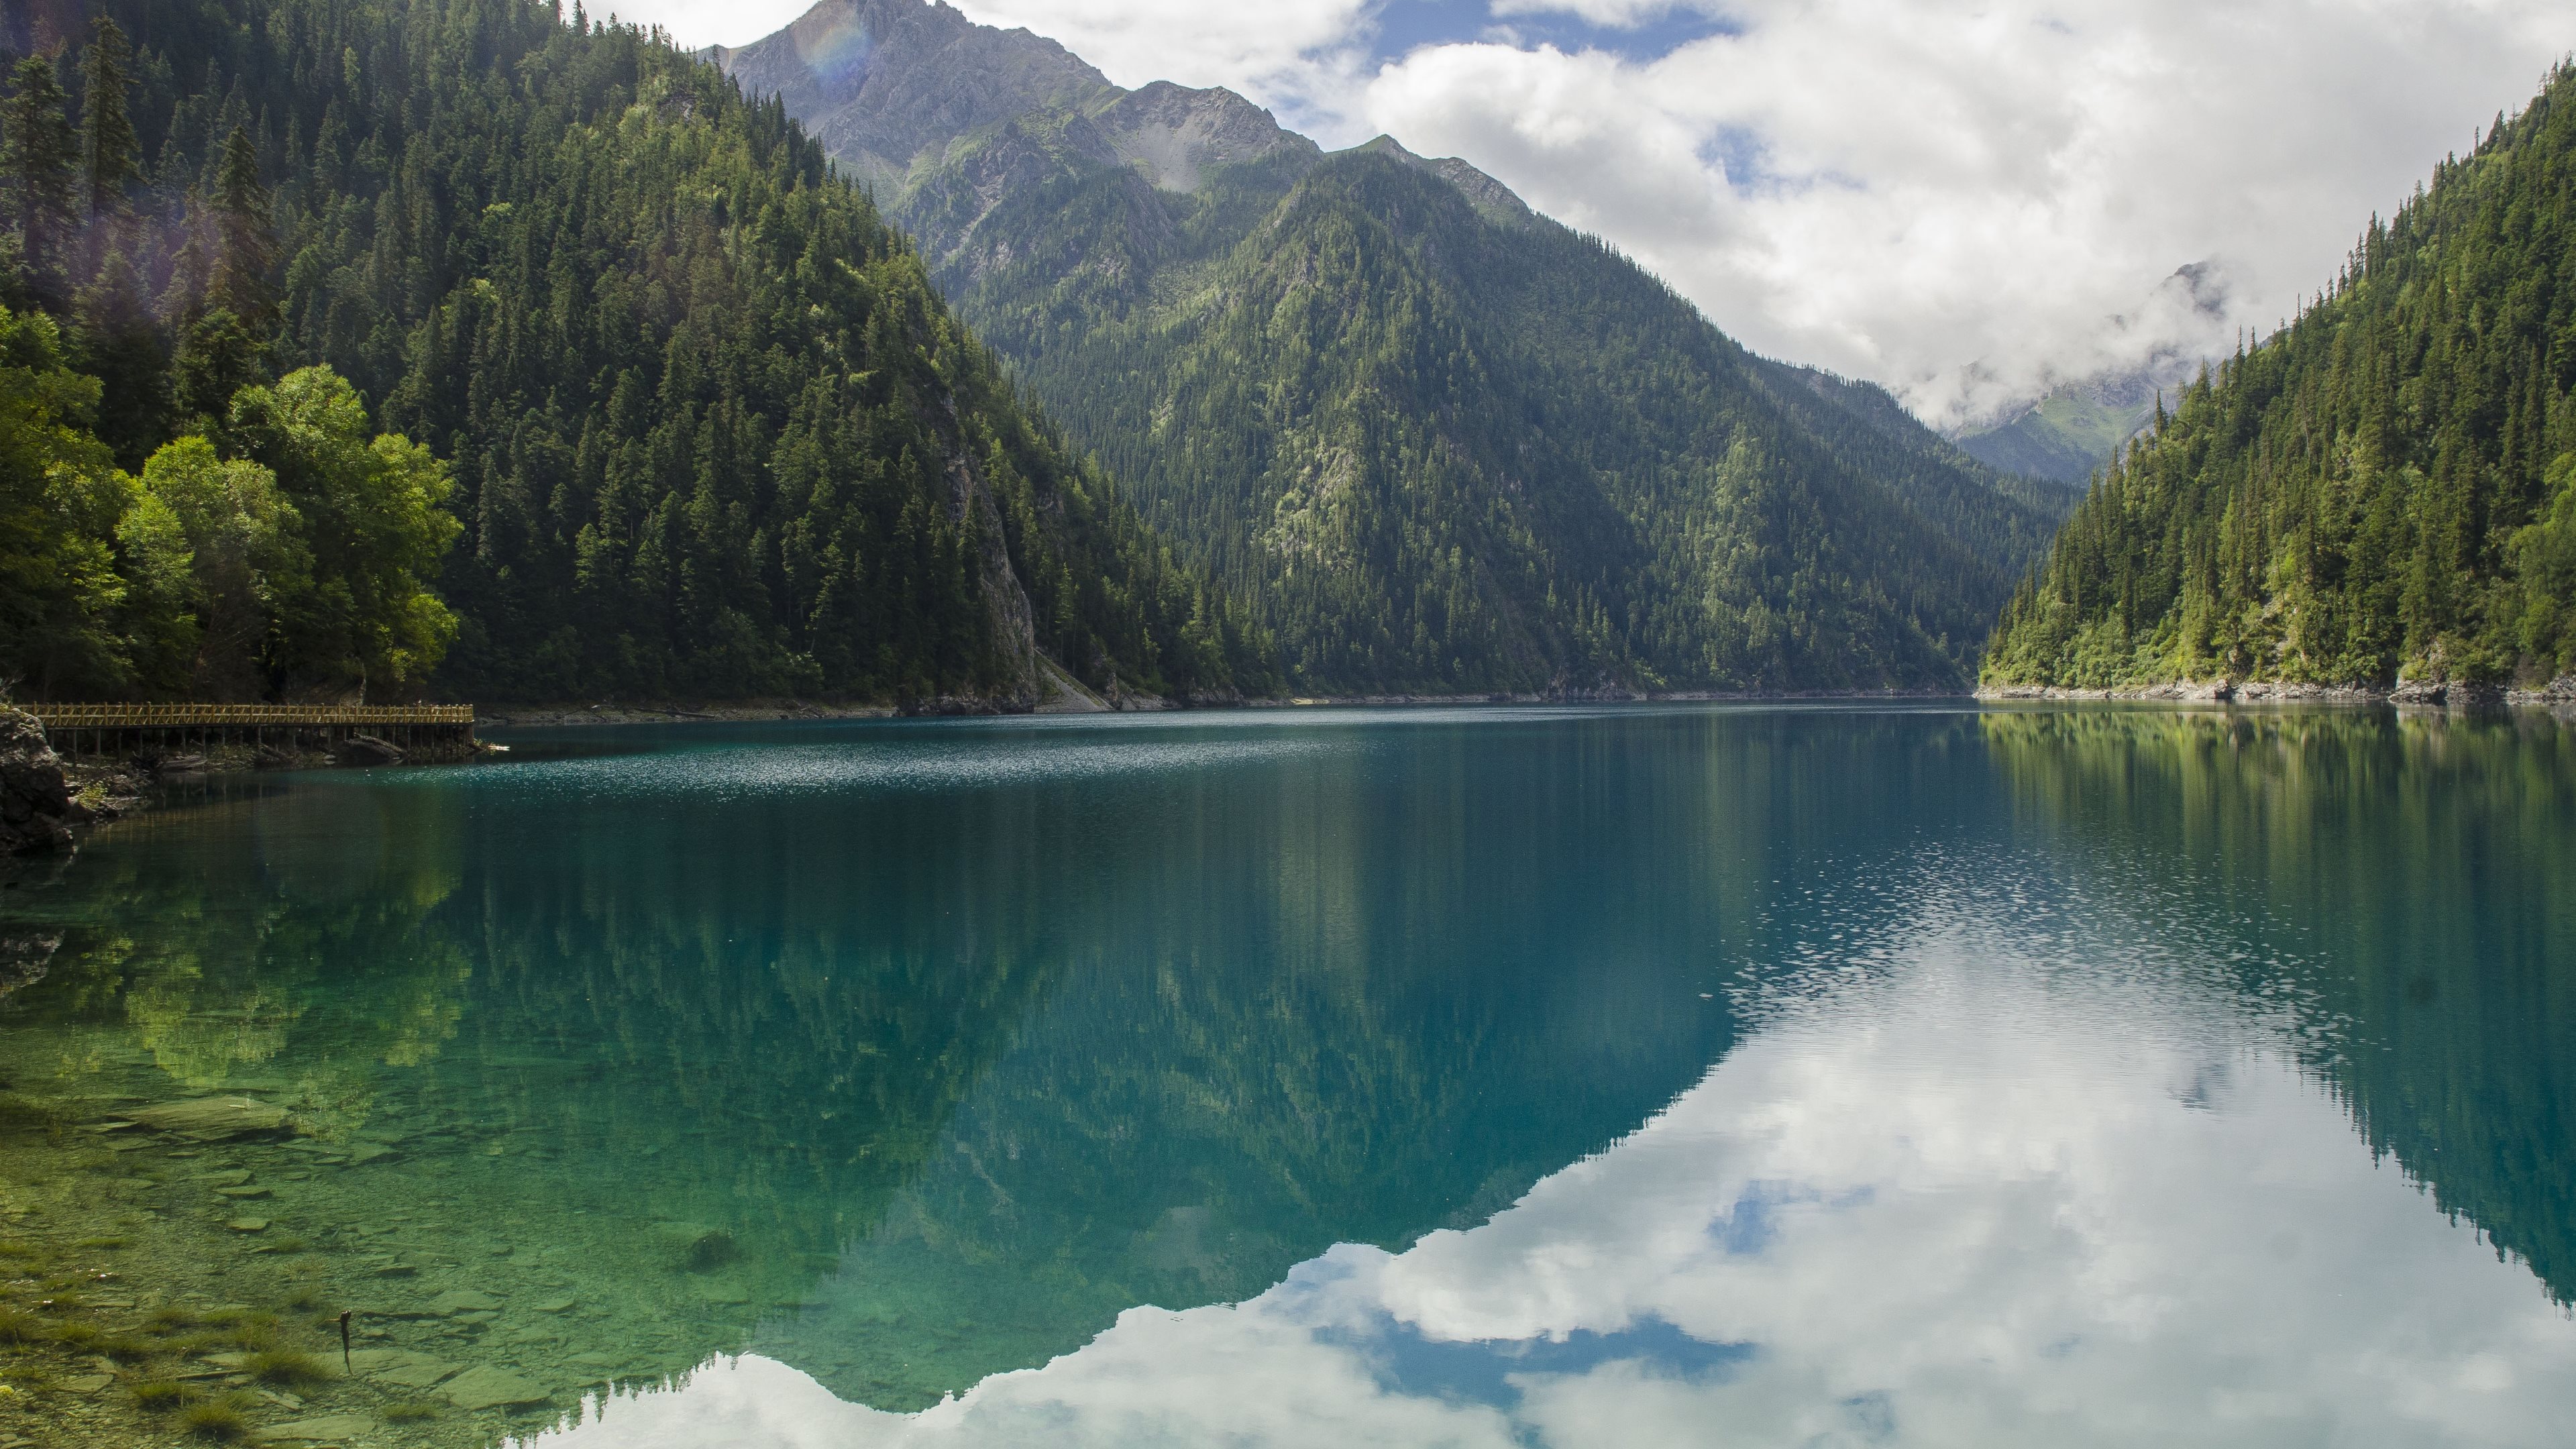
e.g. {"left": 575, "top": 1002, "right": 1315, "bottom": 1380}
{"left": 1957, "top": 372, "right": 2169, "bottom": 484}
{"left": 716, "top": 0, "right": 2079, "bottom": 694}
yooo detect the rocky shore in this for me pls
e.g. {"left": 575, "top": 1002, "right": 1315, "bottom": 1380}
{"left": 1978, "top": 677, "right": 2576, "bottom": 708}
{"left": 0, "top": 705, "right": 503, "bottom": 863}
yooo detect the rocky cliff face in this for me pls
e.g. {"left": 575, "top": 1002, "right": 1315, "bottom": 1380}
{"left": 704, "top": 0, "right": 1116, "bottom": 192}
{"left": 0, "top": 708, "right": 74, "bottom": 856}
{"left": 708, "top": 4, "right": 1323, "bottom": 257}
{"left": 1098, "top": 83, "right": 1316, "bottom": 194}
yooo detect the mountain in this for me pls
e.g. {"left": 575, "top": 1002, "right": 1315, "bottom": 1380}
{"left": 714, "top": 0, "right": 2080, "bottom": 695}
{"left": 1956, "top": 372, "right": 2167, "bottom": 484}
{"left": 0, "top": 0, "right": 1273, "bottom": 706}
{"left": 1957, "top": 268, "right": 2229, "bottom": 485}
{"left": 1984, "top": 66, "right": 2576, "bottom": 694}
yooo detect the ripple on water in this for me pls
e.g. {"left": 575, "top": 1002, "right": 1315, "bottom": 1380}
{"left": 382, "top": 732, "right": 1347, "bottom": 804}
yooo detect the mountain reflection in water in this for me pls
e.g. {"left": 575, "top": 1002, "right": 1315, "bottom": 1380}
{"left": 3, "top": 706, "right": 2571, "bottom": 1448}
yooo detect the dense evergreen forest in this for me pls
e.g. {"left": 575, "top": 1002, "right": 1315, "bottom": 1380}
{"left": 1984, "top": 64, "right": 2576, "bottom": 692}
{"left": 0, "top": 0, "right": 1273, "bottom": 705}
{"left": 951, "top": 145, "right": 2075, "bottom": 693}
{"left": 718, "top": 0, "right": 2077, "bottom": 694}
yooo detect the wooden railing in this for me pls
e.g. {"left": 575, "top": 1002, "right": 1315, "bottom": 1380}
{"left": 22, "top": 703, "right": 474, "bottom": 728}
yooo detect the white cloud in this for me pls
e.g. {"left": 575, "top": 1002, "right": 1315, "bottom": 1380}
{"left": 523, "top": 934, "right": 2576, "bottom": 1449}
{"left": 952, "top": 0, "right": 1373, "bottom": 113}
{"left": 1356, "top": 1, "right": 2576, "bottom": 425}
{"left": 589, "top": 0, "right": 2576, "bottom": 430}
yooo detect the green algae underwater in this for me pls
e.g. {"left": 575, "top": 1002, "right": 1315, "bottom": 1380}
{"left": 0, "top": 704, "right": 2572, "bottom": 1448}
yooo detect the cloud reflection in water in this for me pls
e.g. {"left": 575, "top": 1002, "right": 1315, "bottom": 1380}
{"left": 526, "top": 928, "right": 2576, "bottom": 1449}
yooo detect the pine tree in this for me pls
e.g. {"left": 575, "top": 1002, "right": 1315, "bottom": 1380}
{"left": 207, "top": 127, "right": 275, "bottom": 321}
{"left": 77, "top": 19, "right": 141, "bottom": 222}
{"left": 0, "top": 58, "right": 81, "bottom": 310}
{"left": 72, "top": 241, "right": 170, "bottom": 469}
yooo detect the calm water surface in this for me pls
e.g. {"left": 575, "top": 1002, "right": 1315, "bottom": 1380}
{"left": 4, "top": 704, "right": 2574, "bottom": 1447}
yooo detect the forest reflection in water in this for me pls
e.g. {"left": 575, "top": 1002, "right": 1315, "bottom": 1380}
{"left": 1, "top": 704, "right": 2571, "bottom": 1447}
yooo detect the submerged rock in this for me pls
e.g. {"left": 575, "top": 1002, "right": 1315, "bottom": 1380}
{"left": 0, "top": 931, "right": 60, "bottom": 1002}
{"left": 132, "top": 1097, "right": 290, "bottom": 1137}
{"left": 427, "top": 1288, "right": 502, "bottom": 1316}
{"left": 440, "top": 1364, "right": 551, "bottom": 1410}
{"left": 256, "top": 1413, "right": 378, "bottom": 1441}
{"left": 347, "top": 1349, "right": 460, "bottom": 1389}
{"left": 650, "top": 1221, "right": 741, "bottom": 1272}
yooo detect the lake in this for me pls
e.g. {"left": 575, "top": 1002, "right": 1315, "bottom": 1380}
{"left": 3, "top": 703, "right": 2573, "bottom": 1447}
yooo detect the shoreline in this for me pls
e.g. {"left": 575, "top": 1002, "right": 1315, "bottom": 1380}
{"left": 1976, "top": 676, "right": 2576, "bottom": 708}
{"left": 472, "top": 688, "right": 1974, "bottom": 729}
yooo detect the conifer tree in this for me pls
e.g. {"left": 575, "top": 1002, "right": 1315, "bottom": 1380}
{"left": 0, "top": 58, "right": 80, "bottom": 309}
{"left": 207, "top": 127, "right": 274, "bottom": 321}
{"left": 72, "top": 241, "right": 170, "bottom": 468}
{"left": 76, "top": 19, "right": 141, "bottom": 223}
{"left": 1981, "top": 63, "right": 2576, "bottom": 692}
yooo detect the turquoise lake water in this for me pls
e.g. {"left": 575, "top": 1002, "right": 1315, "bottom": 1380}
{"left": 4, "top": 703, "right": 2575, "bottom": 1446}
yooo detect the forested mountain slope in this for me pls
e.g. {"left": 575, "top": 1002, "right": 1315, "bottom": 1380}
{"left": 1985, "top": 65, "right": 2576, "bottom": 694}
{"left": 716, "top": 0, "right": 2076, "bottom": 694}
{"left": 0, "top": 0, "right": 1272, "bottom": 705}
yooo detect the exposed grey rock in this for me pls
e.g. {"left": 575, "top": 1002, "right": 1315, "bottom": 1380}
{"left": 705, "top": 0, "right": 1114, "bottom": 193}
{"left": 706, "top": 1, "right": 1333, "bottom": 242}
{"left": 1104, "top": 82, "right": 1316, "bottom": 194}
{"left": 1353, "top": 134, "right": 1533, "bottom": 226}
{"left": 0, "top": 707, "right": 73, "bottom": 855}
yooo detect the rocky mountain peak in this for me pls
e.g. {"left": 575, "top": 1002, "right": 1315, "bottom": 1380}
{"left": 1099, "top": 83, "right": 1318, "bottom": 194}
{"left": 1350, "top": 134, "right": 1534, "bottom": 226}
{"left": 706, "top": 0, "right": 1114, "bottom": 190}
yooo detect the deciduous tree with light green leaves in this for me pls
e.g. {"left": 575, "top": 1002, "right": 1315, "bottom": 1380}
{"left": 0, "top": 298, "right": 458, "bottom": 701}
{"left": 227, "top": 368, "right": 460, "bottom": 696}
{"left": 121, "top": 435, "right": 312, "bottom": 698}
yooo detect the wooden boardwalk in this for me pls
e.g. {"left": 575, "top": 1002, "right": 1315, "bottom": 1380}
{"left": 22, "top": 702, "right": 476, "bottom": 755}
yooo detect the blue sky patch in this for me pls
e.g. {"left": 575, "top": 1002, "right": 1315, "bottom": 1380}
{"left": 1363, "top": 0, "right": 1735, "bottom": 69}
{"left": 1320, "top": 1310, "right": 1756, "bottom": 1409}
